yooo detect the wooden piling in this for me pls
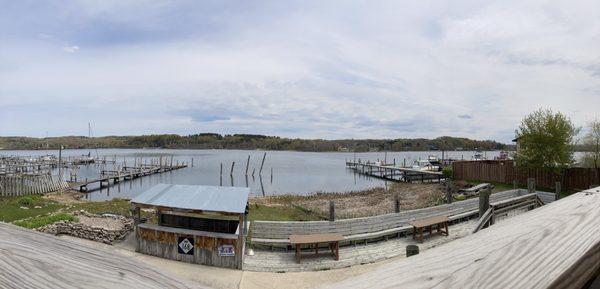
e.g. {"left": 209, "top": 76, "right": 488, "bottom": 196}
{"left": 259, "top": 152, "right": 267, "bottom": 175}
{"left": 245, "top": 155, "right": 250, "bottom": 176}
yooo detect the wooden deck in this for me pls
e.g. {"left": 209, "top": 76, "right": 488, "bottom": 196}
{"left": 324, "top": 187, "right": 600, "bottom": 289}
{"left": 0, "top": 222, "right": 204, "bottom": 289}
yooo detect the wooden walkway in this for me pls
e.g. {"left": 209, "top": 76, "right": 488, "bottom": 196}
{"left": 346, "top": 161, "right": 443, "bottom": 183}
{"left": 251, "top": 189, "right": 554, "bottom": 246}
{"left": 71, "top": 164, "right": 187, "bottom": 192}
{"left": 245, "top": 218, "right": 478, "bottom": 272}
{"left": 0, "top": 222, "right": 204, "bottom": 289}
{"left": 324, "top": 187, "right": 600, "bottom": 289}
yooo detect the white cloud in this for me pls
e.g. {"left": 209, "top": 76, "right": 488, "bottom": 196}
{"left": 62, "top": 45, "right": 80, "bottom": 53}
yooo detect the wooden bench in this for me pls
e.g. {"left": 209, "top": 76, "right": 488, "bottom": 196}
{"left": 409, "top": 215, "right": 449, "bottom": 242}
{"left": 251, "top": 190, "right": 539, "bottom": 248}
{"left": 289, "top": 233, "right": 344, "bottom": 263}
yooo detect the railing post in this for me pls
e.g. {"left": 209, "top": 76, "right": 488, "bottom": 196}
{"left": 329, "top": 200, "right": 335, "bottom": 222}
{"left": 394, "top": 196, "right": 400, "bottom": 213}
{"left": 445, "top": 181, "right": 452, "bottom": 204}
{"left": 527, "top": 178, "right": 536, "bottom": 194}
{"left": 479, "top": 188, "right": 490, "bottom": 219}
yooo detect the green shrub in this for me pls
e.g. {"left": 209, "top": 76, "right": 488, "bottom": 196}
{"left": 442, "top": 166, "right": 453, "bottom": 178}
{"left": 17, "top": 196, "right": 35, "bottom": 207}
{"left": 14, "top": 213, "right": 79, "bottom": 229}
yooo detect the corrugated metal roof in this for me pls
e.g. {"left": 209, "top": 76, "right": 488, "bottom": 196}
{"left": 131, "top": 184, "right": 249, "bottom": 214}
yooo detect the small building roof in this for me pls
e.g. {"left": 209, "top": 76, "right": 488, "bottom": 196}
{"left": 131, "top": 184, "right": 249, "bottom": 214}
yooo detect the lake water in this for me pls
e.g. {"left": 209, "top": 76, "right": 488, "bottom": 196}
{"left": 4, "top": 149, "right": 500, "bottom": 200}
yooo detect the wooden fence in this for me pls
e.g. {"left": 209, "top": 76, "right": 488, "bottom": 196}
{"left": 452, "top": 160, "right": 600, "bottom": 191}
{"left": 0, "top": 175, "right": 69, "bottom": 197}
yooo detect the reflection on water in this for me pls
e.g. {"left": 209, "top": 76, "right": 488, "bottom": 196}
{"left": 3, "top": 149, "right": 499, "bottom": 200}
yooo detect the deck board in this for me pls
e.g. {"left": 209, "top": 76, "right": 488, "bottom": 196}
{"left": 0, "top": 222, "right": 204, "bottom": 289}
{"left": 324, "top": 188, "right": 600, "bottom": 289}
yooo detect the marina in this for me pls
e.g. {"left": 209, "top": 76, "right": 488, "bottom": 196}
{"left": 1, "top": 149, "right": 497, "bottom": 200}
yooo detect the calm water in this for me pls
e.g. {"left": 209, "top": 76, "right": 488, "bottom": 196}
{"left": 4, "top": 149, "right": 500, "bottom": 200}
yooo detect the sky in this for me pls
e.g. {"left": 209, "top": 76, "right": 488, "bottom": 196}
{"left": 0, "top": 0, "right": 599, "bottom": 143}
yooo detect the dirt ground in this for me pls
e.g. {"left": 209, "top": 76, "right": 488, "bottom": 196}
{"left": 44, "top": 190, "right": 85, "bottom": 204}
{"left": 250, "top": 183, "right": 446, "bottom": 219}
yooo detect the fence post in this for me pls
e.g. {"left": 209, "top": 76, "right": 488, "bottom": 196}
{"left": 394, "top": 196, "right": 400, "bottom": 213}
{"left": 329, "top": 201, "right": 335, "bottom": 222}
{"left": 555, "top": 182, "right": 561, "bottom": 200}
{"left": 479, "top": 188, "right": 490, "bottom": 219}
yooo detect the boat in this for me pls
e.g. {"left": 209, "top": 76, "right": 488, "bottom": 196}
{"left": 411, "top": 155, "right": 443, "bottom": 171}
{"left": 472, "top": 151, "right": 485, "bottom": 161}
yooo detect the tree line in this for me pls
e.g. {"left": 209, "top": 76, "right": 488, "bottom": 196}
{"left": 0, "top": 134, "right": 508, "bottom": 152}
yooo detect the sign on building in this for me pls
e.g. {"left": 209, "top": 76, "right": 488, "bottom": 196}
{"left": 178, "top": 237, "right": 194, "bottom": 255}
{"left": 218, "top": 245, "right": 235, "bottom": 257}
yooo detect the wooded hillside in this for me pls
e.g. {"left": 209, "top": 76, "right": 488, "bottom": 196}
{"left": 0, "top": 134, "right": 508, "bottom": 152}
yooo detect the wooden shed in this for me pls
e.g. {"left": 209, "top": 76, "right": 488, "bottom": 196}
{"left": 131, "top": 184, "right": 249, "bottom": 269}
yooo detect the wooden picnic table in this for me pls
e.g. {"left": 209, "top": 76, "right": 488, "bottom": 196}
{"left": 289, "top": 233, "right": 344, "bottom": 263}
{"left": 409, "top": 215, "right": 449, "bottom": 243}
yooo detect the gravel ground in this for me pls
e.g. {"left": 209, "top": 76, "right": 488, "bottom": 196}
{"left": 77, "top": 215, "right": 126, "bottom": 230}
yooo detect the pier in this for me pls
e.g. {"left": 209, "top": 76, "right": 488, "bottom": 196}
{"left": 72, "top": 163, "right": 187, "bottom": 192}
{"left": 345, "top": 161, "right": 444, "bottom": 183}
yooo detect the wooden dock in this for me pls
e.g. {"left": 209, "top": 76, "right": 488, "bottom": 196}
{"left": 72, "top": 164, "right": 187, "bottom": 192}
{"left": 0, "top": 222, "right": 202, "bottom": 289}
{"left": 346, "top": 161, "right": 444, "bottom": 183}
{"left": 325, "top": 187, "right": 600, "bottom": 289}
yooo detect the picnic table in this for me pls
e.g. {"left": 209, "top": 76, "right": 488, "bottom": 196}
{"left": 409, "top": 215, "right": 449, "bottom": 243}
{"left": 289, "top": 233, "right": 344, "bottom": 263}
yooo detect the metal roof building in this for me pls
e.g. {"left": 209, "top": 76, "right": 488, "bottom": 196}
{"left": 132, "top": 184, "right": 249, "bottom": 269}
{"left": 131, "top": 184, "right": 249, "bottom": 214}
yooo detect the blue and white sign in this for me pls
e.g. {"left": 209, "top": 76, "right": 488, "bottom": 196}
{"left": 218, "top": 245, "right": 235, "bottom": 257}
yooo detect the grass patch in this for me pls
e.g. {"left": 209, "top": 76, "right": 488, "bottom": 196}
{"left": 248, "top": 204, "right": 324, "bottom": 221}
{"left": 67, "top": 198, "right": 133, "bottom": 217}
{"left": 0, "top": 195, "right": 65, "bottom": 223}
{"left": 13, "top": 213, "right": 78, "bottom": 229}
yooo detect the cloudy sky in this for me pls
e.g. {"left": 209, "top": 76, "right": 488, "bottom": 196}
{"left": 1, "top": 1, "right": 599, "bottom": 142}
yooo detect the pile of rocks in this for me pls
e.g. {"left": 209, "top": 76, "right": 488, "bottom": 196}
{"left": 38, "top": 210, "right": 134, "bottom": 245}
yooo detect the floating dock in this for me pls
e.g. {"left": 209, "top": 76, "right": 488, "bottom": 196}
{"left": 345, "top": 161, "right": 444, "bottom": 183}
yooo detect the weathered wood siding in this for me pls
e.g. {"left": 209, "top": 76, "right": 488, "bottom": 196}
{"left": 137, "top": 226, "right": 242, "bottom": 269}
{"left": 453, "top": 160, "right": 600, "bottom": 190}
{"left": 0, "top": 175, "right": 69, "bottom": 197}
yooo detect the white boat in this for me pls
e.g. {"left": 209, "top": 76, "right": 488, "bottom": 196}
{"left": 411, "top": 156, "right": 442, "bottom": 171}
{"left": 472, "top": 151, "right": 485, "bottom": 161}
